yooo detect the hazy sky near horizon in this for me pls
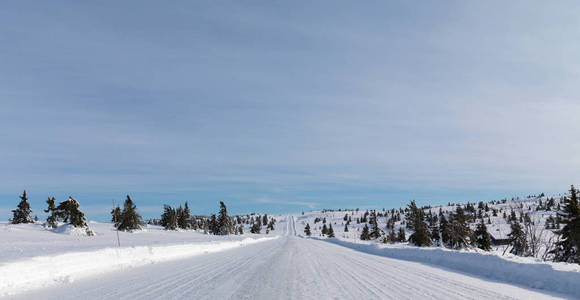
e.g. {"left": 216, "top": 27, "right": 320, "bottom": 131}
{"left": 1, "top": 1, "right": 580, "bottom": 220}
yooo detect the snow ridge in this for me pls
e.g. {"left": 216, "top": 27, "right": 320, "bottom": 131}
{"left": 0, "top": 236, "right": 279, "bottom": 297}
{"left": 318, "top": 238, "right": 580, "bottom": 298}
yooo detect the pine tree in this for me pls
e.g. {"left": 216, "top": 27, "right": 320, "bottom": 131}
{"left": 321, "top": 224, "right": 328, "bottom": 235}
{"left": 53, "top": 197, "right": 91, "bottom": 234}
{"left": 250, "top": 220, "right": 261, "bottom": 234}
{"left": 360, "top": 224, "right": 370, "bottom": 240}
{"left": 182, "top": 202, "right": 191, "bottom": 228}
{"left": 474, "top": 219, "right": 492, "bottom": 251}
{"left": 327, "top": 224, "right": 335, "bottom": 238}
{"left": 369, "top": 211, "right": 381, "bottom": 239}
{"left": 117, "top": 195, "right": 143, "bottom": 231}
{"left": 111, "top": 205, "right": 121, "bottom": 224}
{"left": 344, "top": 223, "right": 348, "bottom": 232}
{"left": 387, "top": 229, "right": 396, "bottom": 243}
{"left": 267, "top": 219, "right": 275, "bottom": 231}
{"left": 407, "top": 201, "right": 431, "bottom": 247}
{"left": 262, "top": 214, "right": 268, "bottom": 226}
{"left": 304, "top": 223, "right": 312, "bottom": 236}
{"left": 439, "top": 214, "right": 451, "bottom": 246}
{"left": 176, "top": 205, "right": 189, "bottom": 230}
{"left": 508, "top": 221, "right": 527, "bottom": 256}
{"left": 11, "top": 190, "right": 33, "bottom": 224}
{"left": 397, "top": 227, "right": 406, "bottom": 242}
{"left": 217, "top": 201, "right": 232, "bottom": 235}
{"left": 44, "top": 196, "right": 58, "bottom": 228}
{"left": 448, "top": 206, "right": 470, "bottom": 249}
{"left": 161, "top": 205, "right": 177, "bottom": 230}
{"left": 551, "top": 185, "right": 580, "bottom": 263}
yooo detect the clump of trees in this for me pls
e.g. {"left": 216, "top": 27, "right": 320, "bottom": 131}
{"left": 11, "top": 191, "right": 92, "bottom": 235}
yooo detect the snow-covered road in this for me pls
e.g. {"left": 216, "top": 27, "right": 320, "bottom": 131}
{"left": 8, "top": 217, "right": 565, "bottom": 300}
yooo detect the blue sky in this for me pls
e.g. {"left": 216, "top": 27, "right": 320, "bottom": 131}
{"left": 1, "top": 1, "right": 580, "bottom": 221}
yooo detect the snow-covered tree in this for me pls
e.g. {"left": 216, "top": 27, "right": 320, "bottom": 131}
{"left": 327, "top": 224, "right": 335, "bottom": 238}
{"left": 54, "top": 197, "right": 88, "bottom": 228}
{"left": 11, "top": 190, "right": 33, "bottom": 224}
{"left": 250, "top": 219, "right": 261, "bottom": 234}
{"left": 304, "top": 223, "right": 311, "bottom": 236}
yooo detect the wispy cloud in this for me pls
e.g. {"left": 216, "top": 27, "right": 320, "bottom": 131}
{"left": 255, "top": 197, "right": 316, "bottom": 209}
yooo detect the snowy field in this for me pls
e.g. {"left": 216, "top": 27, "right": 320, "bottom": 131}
{"left": 0, "top": 219, "right": 286, "bottom": 297}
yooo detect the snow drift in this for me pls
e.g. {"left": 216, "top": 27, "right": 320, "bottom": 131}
{"left": 0, "top": 236, "right": 278, "bottom": 297}
{"left": 319, "top": 238, "right": 580, "bottom": 298}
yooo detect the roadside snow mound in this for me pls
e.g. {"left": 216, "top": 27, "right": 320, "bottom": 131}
{"left": 0, "top": 236, "right": 279, "bottom": 297}
{"left": 51, "top": 224, "right": 92, "bottom": 236}
{"left": 321, "top": 238, "right": 580, "bottom": 298}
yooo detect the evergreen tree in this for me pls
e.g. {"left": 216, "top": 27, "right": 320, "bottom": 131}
{"left": 321, "top": 224, "right": 328, "bottom": 235}
{"left": 448, "top": 206, "right": 470, "bottom": 249}
{"left": 267, "top": 219, "right": 275, "bottom": 231}
{"left": 474, "top": 219, "right": 492, "bottom": 251}
{"left": 387, "top": 229, "right": 396, "bottom": 243}
{"left": 176, "top": 205, "right": 188, "bottom": 230}
{"left": 11, "top": 190, "right": 33, "bottom": 224}
{"left": 327, "top": 224, "right": 335, "bottom": 238}
{"left": 429, "top": 216, "right": 440, "bottom": 245}
{"left": 508, "top": 221, "right": 527, "bottom": 256}
{"left": 439, "top": 214, "right": 451, "bottom": 246}
{"left": 117, "top": 195, "right": 143, "bottom": 231}
{"left": 160, "top": 205, "right": 177, "bottom": 230}
{"left": 262, "top": 214, "right": 268, "bottom": 226}
{"left": 44, "top": 196, "right": 58, "bottom": 228}
{"left": 397, "top": 227, "right": 406, "bottom": 242}
{"left": 111, "top": 205, "right": 121, "bottom": 224}
{"left": 304, "top": 223, "right": 311, "bottom": 236}
{"left": 217, "top": 201, "right": 232, "bottom": 235}
{"left": 250, "top": 220, "right": 261, "bottom": 234}
{"left": 369, "top": 211, "right": 381, "bottom": 239}
{"left": 551, "top": 185, "right": 580, "bottom": 263}
{"left": 181, "top": 202, "right": 191, "bottom": 229}
{"left": 360, "top": 224, "right": 370, "bottom": 240}
{"left": 344, "top": 223, "right": 349, "bottom": 232}
{"left": 209, "top": 214, "right": 219, "bottom": 234}
{"left": 53, "top": 197, "right": 91, "bottom": 234}
{"left": 407, "top": 201, "right": 431, "bottom": 247}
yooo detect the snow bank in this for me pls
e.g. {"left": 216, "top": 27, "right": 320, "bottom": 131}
{"left": 0, "top": 236, "right": 279, "bottom": 297}
{"left": 320, "top": 238, "right": 580, "bottom": 298}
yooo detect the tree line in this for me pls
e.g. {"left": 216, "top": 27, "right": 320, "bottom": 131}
{"left": 9, "top": 192, "right": 275, "bottom": 236}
